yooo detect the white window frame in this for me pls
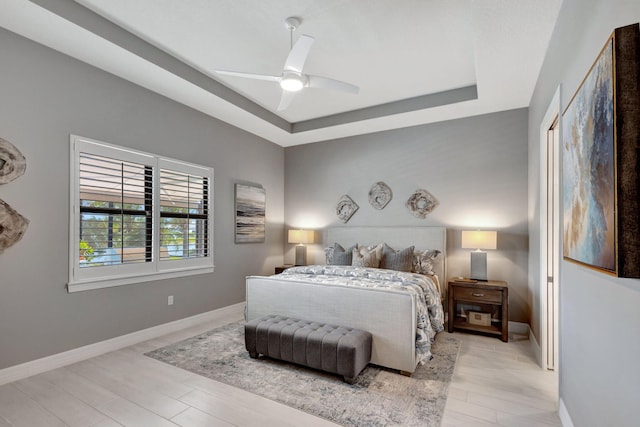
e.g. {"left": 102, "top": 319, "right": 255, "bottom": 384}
{"left": 68, "top": 135, "right": 214, "bottom": 293}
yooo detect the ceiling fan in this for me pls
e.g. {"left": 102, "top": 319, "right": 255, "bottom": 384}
{"left": 214, "top": 17, "right": 359, "bottom": 111}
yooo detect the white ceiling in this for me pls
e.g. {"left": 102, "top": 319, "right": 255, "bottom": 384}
{"left": 0, "top": 0, "right": 563, "bottom": 146}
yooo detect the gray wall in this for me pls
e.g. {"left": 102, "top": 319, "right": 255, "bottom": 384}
{"left": 0, "top": 29, "right": 285, "bottom": 369}
{"left": 285, "top": 108, "right": 530, "bottom": 322}
{"left": 528, "top": 0, "right": 640, "bottom": 425}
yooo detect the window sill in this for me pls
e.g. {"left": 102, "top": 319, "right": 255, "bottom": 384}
{"left": 67, "top": 266, "right": 215, "bottom": 293}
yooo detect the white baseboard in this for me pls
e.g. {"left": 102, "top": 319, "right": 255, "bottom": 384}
{"left": 507, "top": 322, "right": 544, "bottom": 369}
{"left": 508, "top": 321, "right": 529, "bottom": 335}
{"left": 529, "top": 327, "right": 542, "bottom": 368}
{"left": 0, "top": 302, "right": 245, "bottom": 386}
{"left": 559, "top": 398, "right": 575, "bottom": 427}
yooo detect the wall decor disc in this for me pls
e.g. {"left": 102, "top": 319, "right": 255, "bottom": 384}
{"left": 0, "top": 138, "right": 27, "bottom": 184}
{"left": 336, "top": 195, "right": 359, "bottom": 223}
{"left": 405, "top": 189, "right": 439, "bottom": 218}
{"left": 368, "top": 181, "right": 392, "bottom": 210}
{"left": 0, "top": 198, "right": 29, "bottom": 254}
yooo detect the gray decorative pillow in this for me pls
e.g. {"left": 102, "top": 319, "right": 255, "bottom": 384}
{"left": 324, "top": 243, "right": 357, "bottom": 265}
{"left": 412, "top": 249, "right": 441, "bottom": 275}
{"left": 379, "top": 243, "right": 415, "bottom": 272}
{"left": 352, "top": 246, "right": 380, "bottom": 268}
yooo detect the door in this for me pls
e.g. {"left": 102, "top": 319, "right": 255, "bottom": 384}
{"left": 540, "top": 87, "right": 560, "bottom": 372}
{"left": 545, "top": 118, "right": 560, "bottom": 370}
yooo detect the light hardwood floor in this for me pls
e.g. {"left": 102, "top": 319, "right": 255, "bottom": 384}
{"left": 0, "top": 306, "right": 559, "bottom": 426}
{"left": 442, "top": 332, "right": 560, "bottom": 426}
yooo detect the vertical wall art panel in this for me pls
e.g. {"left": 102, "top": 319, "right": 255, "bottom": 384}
{"left": 235, "top": 184, "right": 266, "bottom": 243}
{"left": 562, "top": 23, "right": 640, "bottom": 277}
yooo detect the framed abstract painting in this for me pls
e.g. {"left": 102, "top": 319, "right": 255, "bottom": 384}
{"left": 562, "top": 23, "right": 640, "bottom": 278}
{"left": 235, "top": 184, "right": 266, "bottom": 243}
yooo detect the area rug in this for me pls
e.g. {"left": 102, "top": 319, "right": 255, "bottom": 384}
{"left": 146, "top": 321, "right": 460, "bottom": 427}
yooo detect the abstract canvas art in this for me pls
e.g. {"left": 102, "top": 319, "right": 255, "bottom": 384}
{"left": 562, "top": 23, "right": 640, "bottom": 277}
{"left": 562, "top": 38, "right": 615, "bottom": 272}
{"left": 235, "top": 184, "right": 266, "bottom": 243}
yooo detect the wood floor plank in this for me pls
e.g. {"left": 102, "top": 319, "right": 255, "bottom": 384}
{"left": 39, "top": 367, "right": 120, "bottom": 408}
{"left": 445, "top": 397, "right": 498, "bottom": 423}
{"left": 171, "top": 407, "right": 236, "bottom": 427}
{"left": 13, "top": 375, "right": 110, "bottom": 426}
{"left": 467, "top": 393, "right": 561, "bottom": 425}
{"left": 442, "top": 409, "right": 500, "bottom": 426}
{"left": 96, "top": 398, "right": 179, "bottom": 427}
{"left": 454, "top": 365, "right": 557, "bottom": 398}
{"left": 180, "top": 388, "right": 321, "bottom": 427}
{"left": 67, "top": 358, "right": 189, "bottom": 419}
{"left": 447, "top": 384, "right": 469, "bottom": 401}
{"left": 452, "top": 373, "right": 557, "bottom": 411}
{"left": 91, "top": 350, "right": 195, "bottom": 399}
{"left": 118, "top": 347, "right": 195, "bottom": 382}
{"left": 497, "top": 411, "right": 562, "bottom": 427}
{"left": 184, "top": 376, "right": 339, "bottom": 426}
{"left": 179, "top": 387, "right": 286, "bottom": 427}
{"left": 92, "top": 418, "right": 125, "bottom": 427}
{"left": 0, "top": 384, "right": 66, "bottom": 427}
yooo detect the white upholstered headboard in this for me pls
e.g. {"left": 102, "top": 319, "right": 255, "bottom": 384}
{"left": 325, "top": 226, "right": 447, "bottom": 286}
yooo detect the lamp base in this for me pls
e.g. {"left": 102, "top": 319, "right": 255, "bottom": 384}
{"left": 294, "top": 245, "right": 307, "bottom": 266}
{"left": 470, "top": 251, "right": 488, "bottom": 281}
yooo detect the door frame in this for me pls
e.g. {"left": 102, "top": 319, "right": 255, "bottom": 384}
{"left": 539, "top": 85, "right": 561, "bottom": 371}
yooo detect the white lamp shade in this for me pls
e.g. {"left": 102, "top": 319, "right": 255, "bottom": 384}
{"left": 288, "top": 229, "right": 314, "bottom": 244}
{"left": 461, "top": 230, "right": 497, "bottom": 250}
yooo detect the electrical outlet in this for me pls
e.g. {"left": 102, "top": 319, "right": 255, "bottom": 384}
{"left": 168, "top": 295, "right": 174, "bottom": 306}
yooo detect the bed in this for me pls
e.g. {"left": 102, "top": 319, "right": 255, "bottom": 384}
{"left": 245, "top": 226, "right": 446, "bottom": 374}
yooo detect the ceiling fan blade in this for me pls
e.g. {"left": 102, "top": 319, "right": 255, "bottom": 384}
{"left": 277, "top": 90, "right": 296, "bottom": 111}
{"left": 283, "top": 34, "right": 315, "bottom": 73}
{"left": 307, "top": 75, "right": 360, "bottom": 94}
{"left": 215, "top": 70, "right": 280, "bottom": 82}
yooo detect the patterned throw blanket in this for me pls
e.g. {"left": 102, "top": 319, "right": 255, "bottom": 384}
{"left": 278, "top": 265, "right": 445, "bottom": 364}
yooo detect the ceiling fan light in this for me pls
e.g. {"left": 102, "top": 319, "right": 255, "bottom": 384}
{"left": 280, "top": 76, "right": 304, "bottom": 92}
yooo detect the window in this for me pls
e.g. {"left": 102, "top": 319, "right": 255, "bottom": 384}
{"left": 69, "top": 135, "right": 214, "bottom": 292}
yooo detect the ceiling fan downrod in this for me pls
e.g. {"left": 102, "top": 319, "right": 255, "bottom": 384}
{"left": 284, "top": 16, "right": 301, "bottom": 50}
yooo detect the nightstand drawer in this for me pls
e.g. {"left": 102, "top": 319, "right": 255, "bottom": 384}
{"left": 454, "top": 287, "right": 502, "bottom": 303}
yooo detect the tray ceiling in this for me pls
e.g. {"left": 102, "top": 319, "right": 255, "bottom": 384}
{"left": 0, "top": 0, "right": 562, "bottom": 146}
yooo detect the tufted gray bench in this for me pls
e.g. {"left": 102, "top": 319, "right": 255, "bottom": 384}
{"left": 245, "top": 314, "right": 372, "bottom": 384}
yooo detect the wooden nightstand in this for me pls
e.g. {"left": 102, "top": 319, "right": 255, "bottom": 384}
{"left": 448, "top": 279, "right": 509, "bottom": 342}
{"left": 274, "top": 265, "right": 294, "bottom": 274}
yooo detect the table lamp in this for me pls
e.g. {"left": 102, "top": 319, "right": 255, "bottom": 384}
{"left": 461, "top": 230, "right": 497, "bottom": 281}
{"left": 288, "top": 229, "right": 314, "bottom": 266}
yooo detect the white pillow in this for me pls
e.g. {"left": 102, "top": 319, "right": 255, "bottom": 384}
{"left": 412, "top": 249, "right": 441, "bottom": 275}
{"left": 324, "top": 243, "right": 357, "bottom": 265}
{"left": 352, "top": 245, "right": 381, "bottom": 268}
